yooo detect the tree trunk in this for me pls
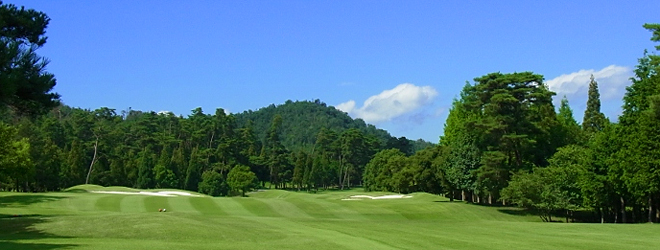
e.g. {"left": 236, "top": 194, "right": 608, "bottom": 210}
{"left": 656, "top": 195, "right": 660, "bottom": 222}
{"left": 599, "top": 207, "right": 604, "bottom": 224}
{"left": 488, "top": 194, "right": 492, "bottom": 205}
{"left": 649, "top": 195, "right": 653, "bottom": 223}
{"left": 620, "top": 197, "right": 627, "bottom": 223}
{"left": 461, "top": 190, "right": 466, "bottom": 201}
{"left": 338, "top": 156, "right": 343, "bottom": 189}
{"left": 85, "top": 136, "right": 99, "bottom": 185}
{"left": 614, "top": 207, "right": 618, "bottom": 223}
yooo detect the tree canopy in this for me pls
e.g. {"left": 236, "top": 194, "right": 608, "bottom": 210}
{"left": 0, "top": 1, "right": 60, "bottom": 117}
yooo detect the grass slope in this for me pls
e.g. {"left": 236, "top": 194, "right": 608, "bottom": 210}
{"left": 1, "top": 186, "right": 659, "bottom": 250}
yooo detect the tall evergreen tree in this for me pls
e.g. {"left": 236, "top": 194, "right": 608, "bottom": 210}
{"left": 582, "top": 75, "right": 607, "bottom": 134}
{"left": 0, "top": 2, "right": 60, "bottom": 116}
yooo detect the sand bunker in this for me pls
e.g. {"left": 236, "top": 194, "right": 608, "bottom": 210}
{"left": 90, "top": 190, "right": 201, "bottom": 197}
{"left": 342, "top": 194, "right": 412, "bottom": 200}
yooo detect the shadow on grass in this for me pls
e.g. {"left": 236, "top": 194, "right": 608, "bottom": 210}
{"left": 0, "top": 214, "right": 77, "bottom": 249}
{"left": 0, "top": 195, "right": 66, "bottom": 208}
{"left": 62, "top": 188, "right": 88, "bottom": 193}
{"left": 497, "top": 207, "right": 538, "bottom": 216}
{"left": 0, "top": 241, "right": 77, "bottom": 250}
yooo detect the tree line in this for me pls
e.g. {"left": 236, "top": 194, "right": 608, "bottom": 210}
{"left": 1, "top": 2, "right": 659, "bottom": 223}
{"left": 425, "top": 24, "right": 659, "bottom": 223}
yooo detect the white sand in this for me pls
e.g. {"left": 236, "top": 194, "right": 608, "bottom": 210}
{"left": 157, "top": 191, "right": 198, "bottom": 196}
{"left": 342, "top": 194, "right": 412, "bottom": 200}
{"left": 90, "top": 190, "right": 201, "bottom": 197}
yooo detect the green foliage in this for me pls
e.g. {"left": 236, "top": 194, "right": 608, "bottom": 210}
{"left": 234, "top": 100, "right": 432, "bottom": 154}
{"left": 0, "top": 5, "right": 658, "bottom": 224}
{"left": 644, "top": 23, "right": 660, "bottom": 50}
{"left": 197, "top": 170, "right": 228, "bottom": 197}
{"left": 583, "top": 75, "right": 607, "bottom": 134}
{"left": 502, "top": 146, "right": 584, "bottom": 222}
{"left": 0, "top": 122, "right": 32, "bottom": 189}
{"left": 226, "top": 165, "right": 257, "bottom": 196}
{"left": 443, "top": 72, "right": 558, "bottom": 202}
{"left": 409, "top": 145, "right": 446, "bottom": 195}
{"left": 136, "top": 147, "right": 155, "bottom": 189}
{"left": 153, "top": 164, "right": 178, "bottom": 189}
{"left": 556, "top": 97, "right": 584, "bottom": 146}
{"left": 363, "top": 149, "right": 408, "bottom": 192}
{"left": 0, "top": 2, "right": 60, "bottom": 116}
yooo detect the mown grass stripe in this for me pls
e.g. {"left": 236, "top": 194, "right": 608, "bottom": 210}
{"left": 286, "top": 197, "right": 339, "bottom": 219}
{"left": 213, "top": 197, "right": 254, "bottom": 217}
{"left": 165, "top": 196, "right": 197, "bottom": 214}
{"left": 64, "top": 193, "right": 99, "bottom": 212}
{"left": 337, "top": 200, "right": 408, "bottom": 221}
{"left": 94, "top": 195, "right": 125, "bottom": 212}
{"left": 233, "top": 198, "right": 281, "bottom": 217}
{"left": 298, "top": 197, "right": 367, "bottom": 220}
{"left": 120, "top": 195, "right": 147, "bottom": 213}
{"left": 262, "top": 198, "right": 313, "bottom": 219}
{"left": 143, "top": 196, "right": 171, "bottom": 213}
{"left": 188, "top": 197, "right": 227, "bottom": 216}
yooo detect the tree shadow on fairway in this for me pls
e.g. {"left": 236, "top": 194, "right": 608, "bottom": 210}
{"left": 0, "top": 241, "right": 75, "bottom": 250}
{"left": 62, "top": 188, "right": 88, "bottom": 193}
{"left": 497, "top": 207, "right": 537, "bottom": 216}
{"left": 0, "top": 214, "right": 77, "bottom": 250}
{"left": 0, "top": 195, "right": 66, "bottom": 207}
{"left": 0, "top": 194, "right": 76, "bottom": 249}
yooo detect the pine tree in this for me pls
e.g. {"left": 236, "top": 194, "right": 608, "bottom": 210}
{"left": 582, "top": 75, "right": 607, "bottom": 134}
{"left": 0, "top": 2, "right": 60, "bottom": 116}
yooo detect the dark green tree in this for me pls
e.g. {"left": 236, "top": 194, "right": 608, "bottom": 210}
{"left": 198, "top": 170, "right": 228, "bottom": 197}
{"left": 136, "top": 146, "right": 155, "bottom": 189}
{"left": 0, "top": 1, "right": 60, "bottom": 116}
{"left": 582, "top": 75, "right": 607, "bottom": 134}
{"left": 468, "top": 72, "right": 558, "bottom": 201}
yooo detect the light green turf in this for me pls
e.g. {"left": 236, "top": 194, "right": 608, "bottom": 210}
{"left": 1, "top": 185, "right": 659, "bottom": 250}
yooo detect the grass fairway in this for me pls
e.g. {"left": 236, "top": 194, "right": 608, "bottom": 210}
{"left": 1, "top": 185, "right": 658, "bottom": 250}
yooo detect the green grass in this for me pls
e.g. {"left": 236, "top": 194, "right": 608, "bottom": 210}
{"left": 1, "top": 185, "right": 658, "bottom": 250}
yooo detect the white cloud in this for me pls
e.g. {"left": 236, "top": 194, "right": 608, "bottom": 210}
{"left": 546, "top": 65, "right": 632, "bottom": 100}
{"left": 336, "top": 83, "right": 438, "bottom": 124}
{"left": 546, "top": 65, "right": 634, "bottom": 123}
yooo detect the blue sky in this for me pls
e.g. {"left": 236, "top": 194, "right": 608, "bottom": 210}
{"left": 8, "top": 0, "right": 660, "bottom": 142}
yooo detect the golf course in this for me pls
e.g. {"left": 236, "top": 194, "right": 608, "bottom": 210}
{"left": 0, "top": 185, "right": 657, "bottom": 250}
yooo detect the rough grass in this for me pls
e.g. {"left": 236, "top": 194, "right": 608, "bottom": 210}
{"left": 1, "top": 187, "right": 659, "bottom": 250}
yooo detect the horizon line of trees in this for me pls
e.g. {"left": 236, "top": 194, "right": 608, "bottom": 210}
{"left": 1, "top": 2, "right": 659, "bottom": 223}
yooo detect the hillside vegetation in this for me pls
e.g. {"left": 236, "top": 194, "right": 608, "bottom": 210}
{"left": 1, "top": 1, "right": 660, "bottom": 225}
{"left": 234, "top": 99, "right": 433, "bottom": 153}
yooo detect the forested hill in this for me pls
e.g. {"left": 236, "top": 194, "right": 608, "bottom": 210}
{"left": 234, "top": 99, "right": 434, "bottom": 153}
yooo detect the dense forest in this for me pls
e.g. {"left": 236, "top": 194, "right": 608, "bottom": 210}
{"left": 233, "top": 99, "right": 434, "bottom": 154}
{"left": 1, "top": 2, "right": 659, "bottom": 223}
